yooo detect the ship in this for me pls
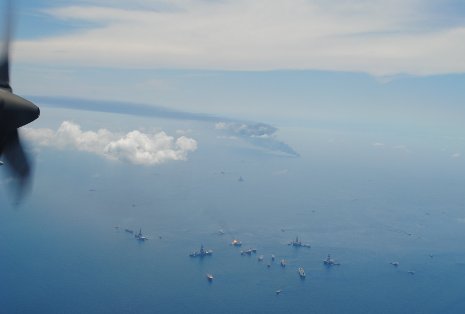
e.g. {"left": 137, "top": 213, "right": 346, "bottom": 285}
{"left": 206, "top": 273, "right": 214, "bottom": 281}
{"left": 134, "top": 228, "right": 148, "bottom": 241}
{"left": 288, "top": 236, "right": 311, "bottom": 248}
{"left": 298, "top": 267, "right": 306, "bottom": 278}
{"left": 240, "top": 248, "right": 257, "bottom": 256}
{"left": 190, "top": 244, "right": 213, "bottom": 257}
{"left": 280, "top": 259, "right": 286, "bottom": 267}
{"left": 258, "top": 255, "right": 264, "bottom": 262}
{"left": 323, "top": 254, "right": 340, "bottom": 266}
{"left": 231, "top": 239, "right": 242, "bottom": 247}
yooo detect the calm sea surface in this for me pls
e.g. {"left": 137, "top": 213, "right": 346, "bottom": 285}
{"left": 2, "top": 123, "right": 465, "bottom": 314}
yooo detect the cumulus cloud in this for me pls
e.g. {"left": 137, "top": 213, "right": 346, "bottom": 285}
{"left": 13, "top": 0, "right": 465, "bottom": 76}
{"left": 215, "top": 122, "right": 298, "bottom": 156}
{"left": 22, "top": 121, "right": 197, "bottom": 165}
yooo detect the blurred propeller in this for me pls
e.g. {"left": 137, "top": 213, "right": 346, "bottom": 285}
{"left": 0, "top": 0, "right": 39, "bottom": 201}
{"left": 1, "top": 129, "right": 33, "bottom": 199}
{"left": 0, "top": 0, "right": 12, "bottom": 91}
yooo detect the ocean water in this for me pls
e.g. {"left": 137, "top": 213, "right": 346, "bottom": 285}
{"left": 2, "top": 113, "right": 465, "bottom": 313}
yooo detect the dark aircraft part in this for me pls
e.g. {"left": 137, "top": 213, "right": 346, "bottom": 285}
{"left": 0, "top": 49, "right": 10, "bottom": 91}
{"left": 0, "top": 0, "right": 39, "bottom": 200}
{"left": 0, "top": 93, "right": 40, "bottom": 129}
{"left": 0, "top": 0, "right": 12, "bottom": 91}
{"left": 0, "top": 129, "right": 31, "bottom": 185}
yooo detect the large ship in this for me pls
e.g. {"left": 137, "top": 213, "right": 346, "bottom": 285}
{"left": 288, "top": 236, "right": 311, "bottom": 248}
{"left": 190, "top": 244, "right": 213, "bottom": 257}
{"left": 323, "top": 254, "right": 340, "bottom": 266}
{"left": 298, "top": 267, "right": 306, "bottom": 278}
{"left": 240, "top": 248, "right": 257, "bottom": 256}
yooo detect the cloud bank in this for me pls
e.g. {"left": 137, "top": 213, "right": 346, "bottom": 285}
{"left": 22, "top": 121, "right": 197, "bottom": 165}
{"left": 15, "top": 0, "right": 465, "bottom": 76}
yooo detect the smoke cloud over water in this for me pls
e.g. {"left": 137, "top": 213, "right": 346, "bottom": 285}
{"left": 215, "top": 122, "right": 299, "bottom": 157}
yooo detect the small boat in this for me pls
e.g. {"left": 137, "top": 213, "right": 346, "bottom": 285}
{"left": 271, "top": 254, "right": 275, "bottom": 261}
{"left": 258, "top": 255, "right": 264, "bottom": 262}
{"left": 280, "top": 259, "right": 286, "bottom": 267}
{"left": 408, "top": 271, "right": 415, "bottom": 275}
{"left": 390, "top": 261, "right": 399, "bottom": 267}
{"left": 298, "top": 267, "right": 306, "bottom": 278}
{"left": 276, "top": 289, "right": 282, "bottom": 295}
{"left": 231, "top": 239, "right": 242, "bottom": 247}
{"left": 134, "top": 228, "right": 148, "bottom": 241}
{"left": 125, "top": 229, "right": 134, "bottom": 234}
{"left": 206, "top": 274, "right": 214, "bottom": 281}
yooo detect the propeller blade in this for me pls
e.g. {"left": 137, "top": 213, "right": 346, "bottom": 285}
{"left": 1, "top": 129, "right": 33, "bottom": 199}
{"left": 0, "top": 0, "right": 13, "bottom": 91}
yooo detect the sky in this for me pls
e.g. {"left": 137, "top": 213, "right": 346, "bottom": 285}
{"left": 3, "top": 0, "right": 465, "bottom": 172}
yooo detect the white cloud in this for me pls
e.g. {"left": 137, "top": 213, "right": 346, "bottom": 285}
{"left": 22, "top": 121, "right": 197, "bottom": 165}
{"left": 14, "top": 0, "right": 465, "bottom": 76}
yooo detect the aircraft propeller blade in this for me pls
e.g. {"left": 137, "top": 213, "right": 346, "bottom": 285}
{"left": 0, "top": 0, "right": 13, "bottom": 92}
{"left": 1, "top": 129, "right": 33, "bottom": 199}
